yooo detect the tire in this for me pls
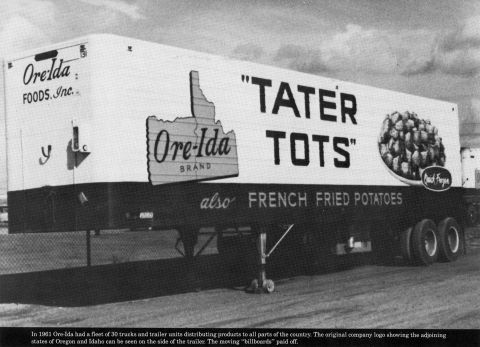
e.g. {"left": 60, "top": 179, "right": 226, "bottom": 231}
{"left": 263, "top": 279, "right": 275, "bottom": 293}
{"left": 411, "top": 219, "right": 438, "bottom": 266}
{"left": 437, "top": 217, "right": 463, "bottom": 262}
{"left": 467, "top": 204, "right": 478, "bottom": 226}
{"left": 400, "top": 227, "right": 413, "bottom": 265}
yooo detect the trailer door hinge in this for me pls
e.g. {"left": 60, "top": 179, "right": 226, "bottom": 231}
{"left": 80, "top": 45, "right": 87, "bottom": 58}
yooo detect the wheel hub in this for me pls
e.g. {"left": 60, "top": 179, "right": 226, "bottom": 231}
{"left": 424, "top": 229, "right": 437, "bottom": 257}
{"left": 447, "top": 226, "right": 459, "bottom": 253}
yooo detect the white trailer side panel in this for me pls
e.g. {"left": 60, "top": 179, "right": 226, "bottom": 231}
{"left": 5, "top": 34, "right": 461, "bottom": 192}
{"left": 87, "top": 35, "right": 461, "bottom": 188}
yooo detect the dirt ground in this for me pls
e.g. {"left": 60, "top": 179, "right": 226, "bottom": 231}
{"left": 0, "top": 227, "right": 479, "bottom": 329}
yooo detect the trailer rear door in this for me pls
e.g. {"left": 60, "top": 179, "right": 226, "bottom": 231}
{"left": 5, "top": 41, "right": 91, "bottom": 231}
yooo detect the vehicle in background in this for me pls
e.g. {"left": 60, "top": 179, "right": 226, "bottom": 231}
{"left": 0, "top": 205, "right": 7, "bottom": 223}
{"left": 461, "top": 147, "right": 480, "bottom": 225}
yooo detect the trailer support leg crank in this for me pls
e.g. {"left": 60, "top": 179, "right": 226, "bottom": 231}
{"left": 248, "top": 224, "right": 294, "bottom": 294}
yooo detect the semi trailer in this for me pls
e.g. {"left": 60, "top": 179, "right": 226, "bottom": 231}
{"left": 3, "top": 34, "right": 466, "bottom": 292}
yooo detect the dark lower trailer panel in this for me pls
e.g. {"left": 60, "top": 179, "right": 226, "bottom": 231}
{"left": 8, "top": 182, "right": 466, "bottom": 234}
{"left": 8, "top": 182, "right": 468, "bottom": 293}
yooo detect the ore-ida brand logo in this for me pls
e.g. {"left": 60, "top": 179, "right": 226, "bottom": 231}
{"left": 21, "top": 55, "right": 78, "bottom": 105}
{"left": 23, "top": 58, "right": 71, "bottom": 85}
{"left": 146, "top": 71, "right": 239, "bottom": 185}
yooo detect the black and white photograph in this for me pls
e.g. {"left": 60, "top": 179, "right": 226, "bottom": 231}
{"left": 0, "top": 0, "right": 479, "bottom": 346}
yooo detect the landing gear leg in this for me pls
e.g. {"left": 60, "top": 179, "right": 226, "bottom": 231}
{"left": 178, "top": 227, "right": 199, "bottom": 261}
{"left": 248, "top": 226, "right": 275, "bottom": 293}
{"left": 177, "top": 227, "right": 200, "bottom": 290}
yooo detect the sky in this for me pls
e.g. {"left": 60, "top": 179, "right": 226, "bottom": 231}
{"left": 0, "top": 0, "right": 479, "bottom": 193}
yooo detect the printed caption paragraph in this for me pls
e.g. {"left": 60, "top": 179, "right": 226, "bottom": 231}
{"left": 25, "top": 328, "right": 459, "bottom": 346}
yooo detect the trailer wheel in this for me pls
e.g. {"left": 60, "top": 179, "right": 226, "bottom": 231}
{"left": 437, "top": 218, "right": 463, "bottom": 262}
{"left": 263, "top": 279, "right": 275, "bottom": 293}
{"left": 467, "top": 204, "right": 478, "bottom": 226}
{"left": 411, "top": 219, "right": 438, "bottom": 266}
{"left": 248, "top": 279, "right": 259, "bottom": 292}
{"left": 400, "top": 227, "right": 413, "bottom": 265}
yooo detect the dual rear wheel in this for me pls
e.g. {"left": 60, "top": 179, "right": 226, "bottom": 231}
{"left": 401, "top": 217, "right": 463, "bottom": 266}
